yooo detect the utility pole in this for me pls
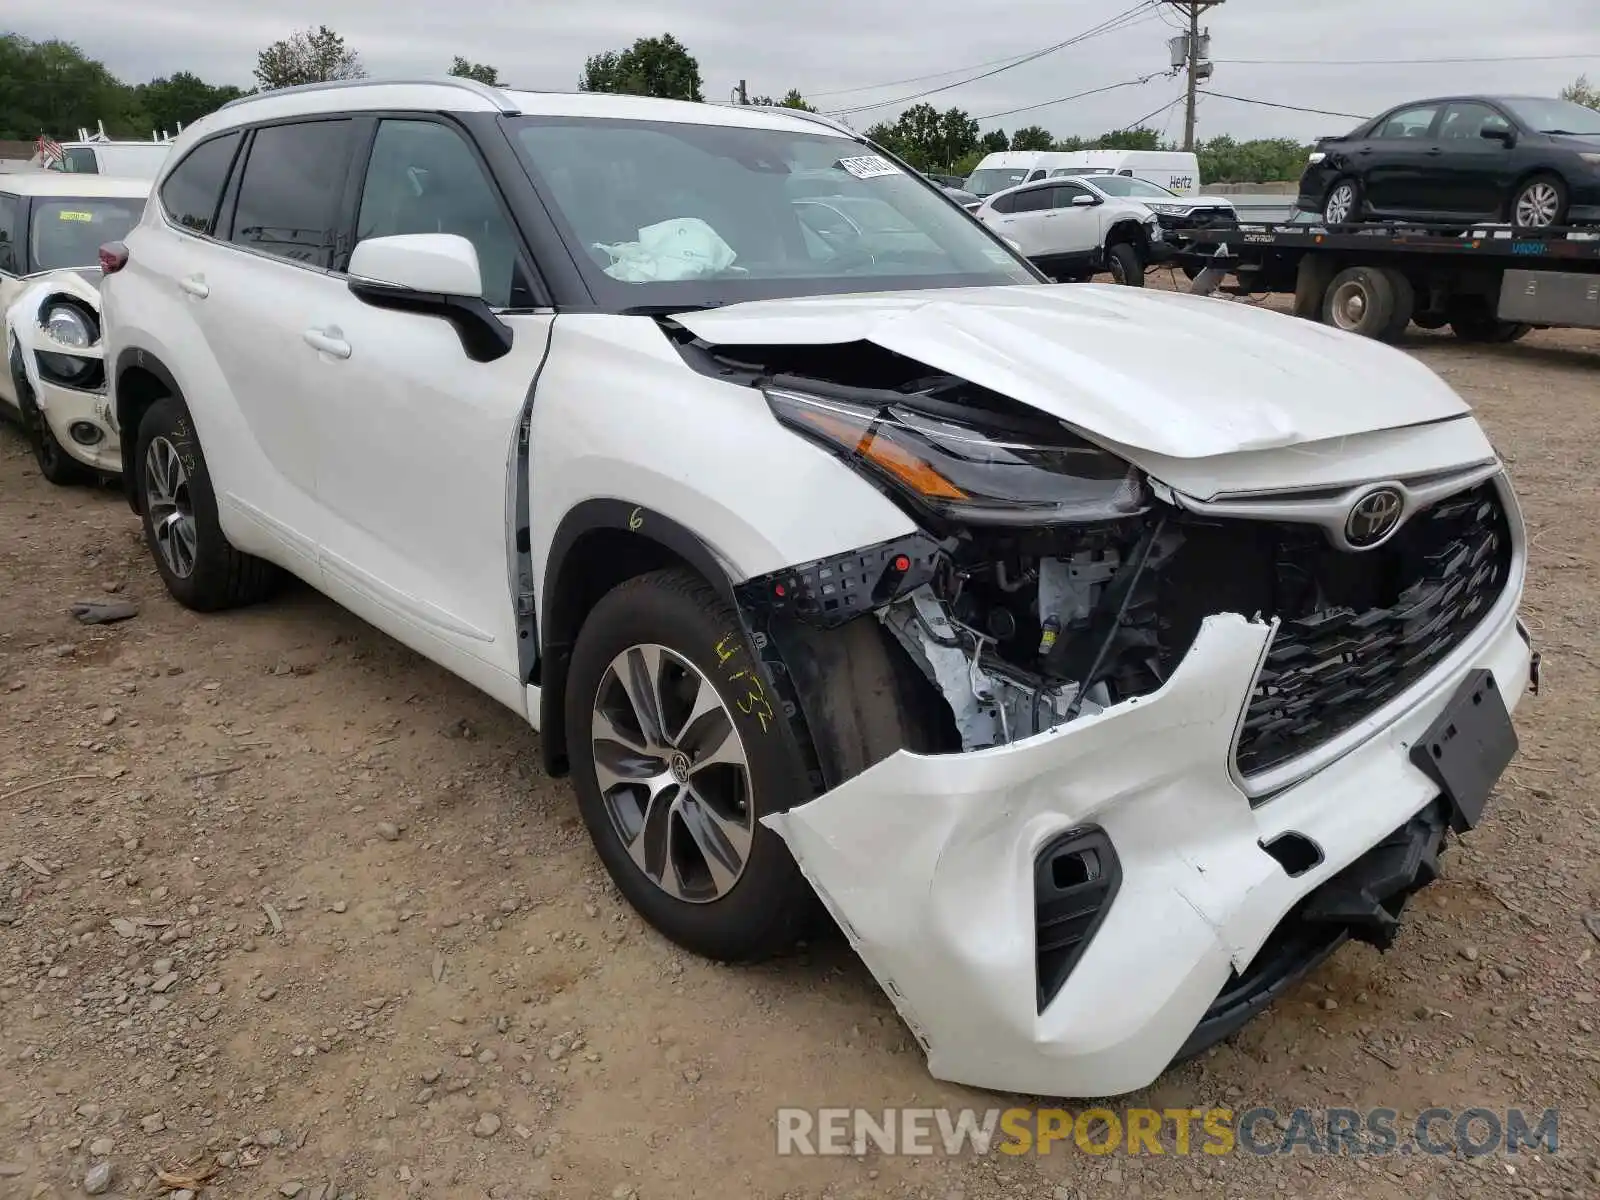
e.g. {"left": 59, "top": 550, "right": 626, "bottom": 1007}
{"left": 734, "top": 79, "right": 749, "bottom": 105}
{"left": 1163, "top": 1, "right": 1222, "bottom": 151}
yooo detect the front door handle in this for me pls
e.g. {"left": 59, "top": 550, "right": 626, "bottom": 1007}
{"left": 1426, "top": 146, "right": 1444, "bottom": 156}
{"left": 179, "top": 275, "right": 208, "bottom": 298}
{"left": 303, "top": 328, "right": 351, "bottom": 360}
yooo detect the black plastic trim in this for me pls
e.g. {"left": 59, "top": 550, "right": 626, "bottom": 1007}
{"left": 735, "top": 532, "right": 949, "bottom": 630}
{"left": 1034, "top": 826, "right": 1121, "bottom": 1014}
{"left": 346, "top": 278, "right": 514, "bottom": 362}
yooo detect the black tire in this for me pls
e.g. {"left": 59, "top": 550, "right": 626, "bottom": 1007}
{"left": 13, "top": 368, "right": 91, "bottom": 486}
{"left": 1378, "top": 268, "right": 1416, "bottom": 342}
{"left": 1106, "top": 242, "right": 1145, "bottom": 287}
{"left": 1322, "top": 177, "right": 1362, "bottom": 225}
{"left": 134, "top": 394, "right": 278, "bottom": 611}
{"left": 564, "top": 569, "right": 923, "bottom": 962}
{"left": 1509, "top": 173, "right": 1568, "bottom": 229}
{"left": 1412, "top": 311, "right": 1449, "bottom": 330}
{"left": 1321, "top": 266, "right": 1396, "bottom": 338}
{"left": 1449, "top": 314, "right": 1532, "bottom": 344}
{"left": 1292, "top": 255, "right": 1336, "bottom": 321}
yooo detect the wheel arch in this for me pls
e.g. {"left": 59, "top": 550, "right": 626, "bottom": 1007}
{"left": 111, "top": 347, "right": 183, "bottom": 512}
{"left": 1105, "top": 217, "right": 1149, "bottom": 249}
{"left": 537, "top": 500, "right": 740, "bottom": 778}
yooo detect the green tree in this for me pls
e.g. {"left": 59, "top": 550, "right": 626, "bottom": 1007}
{"left": 1198, "top": 135, "right": 1311, "bottom": 183}
{"left": 1562, "top": 74, "right": 1600, "bottom": 110}
{"left": 254, "top": 26, "right": 365, "bottom": 90}
{"left": 580, "top": 34, "right": 703, "bottom": 101}
{"left": 866, "top": 103, "right": 979, "bottom": 171}
{"left": 1093, "top": 126, "right": 1162, "bottom": 151}
{"left": 979, "top": 129, "right": 1009, "bottom": 154}
{"left": 135, "top": 72, "right": 246, "bottom": 134}
{"left": 0, "top": 34, "right": 145, "bottom": 139}
{"left": 448, "top": 56, "right": 501, "bottom": 86}
{"left": 1009, "top": 125, "right": 1054, "bottom": 151}
{"left": 753, "top": 88, "right": 817, "bottom": 111}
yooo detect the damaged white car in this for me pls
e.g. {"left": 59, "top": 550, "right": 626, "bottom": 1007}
{"left": 101, "top": 81, "right": 1536, "bottom": 1098}
{"left": 1, "top": 174, "right": 148, "bottom": 483}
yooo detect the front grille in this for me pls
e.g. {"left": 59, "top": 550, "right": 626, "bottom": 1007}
{"left": 1236, "top": 485, "right": 1513, "bottom": 776}
{"left": 1157, "top": 207, "right": 1239, "bottom": 232}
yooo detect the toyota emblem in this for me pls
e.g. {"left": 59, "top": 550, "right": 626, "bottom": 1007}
{"left": 1345, "top": 486, "right": 1405, "bottom": 548}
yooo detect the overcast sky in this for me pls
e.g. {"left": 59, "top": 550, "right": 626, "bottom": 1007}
{"left": 12, "top": 0, "right": 1595, "bottom": 142}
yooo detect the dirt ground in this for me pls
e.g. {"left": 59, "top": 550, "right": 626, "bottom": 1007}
{"left": 3, "top": 290, "right": 1600, "bottom": 1200}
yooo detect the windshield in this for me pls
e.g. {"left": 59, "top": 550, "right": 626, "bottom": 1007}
{"left": 965, "top": 167, "right": 1032, "bottom": 197}
{"left": 1500, "top": 97, "right": 1600, "bottom": 136}
{"left": 1084, "top": 176, "right": 1180, "bottom": 200}
{"left": 29, "top": 197, "right": 143, "bottom": 272}
{"left": 509, "top": 117, "right": 1036, "bottom": 310}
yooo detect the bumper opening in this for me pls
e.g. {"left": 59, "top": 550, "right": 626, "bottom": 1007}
{"left": 1034, "top": 827, "right": 1121, "bottom": 1013}
{"left": 1174, "top": 797, "right": 1450, "bottom": 1061}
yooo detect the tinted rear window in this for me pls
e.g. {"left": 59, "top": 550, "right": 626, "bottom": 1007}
{"left": 230, "top": 120, "right": 356, "bottom": 268}
{"left": 161, "top": 132, "right": 242, "bottom": 235}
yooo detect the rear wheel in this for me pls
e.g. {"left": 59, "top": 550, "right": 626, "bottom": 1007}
{"left": 1106, "top": 242, "right": 1145, "bottom": 287}
{"left": 565, "top": 569, "right": 926, "bottom": 962}
{"left": 1378, "top": 269, "right": 1416, "bottom": 342}
{"left": 1292, "top": 255, "right": 1336, "bottom": 320}
{"left": 1321, "top": 266, "right": 1396, "bottom": 338}
{"left": 134, "top": 394, "right": 279, "bottom": 611}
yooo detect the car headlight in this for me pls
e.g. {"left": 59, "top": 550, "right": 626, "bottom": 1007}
{"left": 1144, "top": 203, "right": 1188, "bottom": 215}
{"left": 764, "top": 384, "right": 1148, "bottom": 526}
{"left": 1581, "top": 153, "right": 1600, "bottom": 168}
{"left": 42, "top": 302, "right": 96, "bottom": 349}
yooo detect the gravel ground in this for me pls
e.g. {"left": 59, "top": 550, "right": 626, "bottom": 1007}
{"left": 2, "top": 301, "right": 1598, "bottom": 1199}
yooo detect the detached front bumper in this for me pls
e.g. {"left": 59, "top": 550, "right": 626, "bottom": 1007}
{"left": 766, "top": 594, "right": 1532, "bottom": 1097}
{"left": 33, "top": 379, "right": 120, "bottom": 474}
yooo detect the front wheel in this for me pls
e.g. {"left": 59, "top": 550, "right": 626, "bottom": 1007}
{"left": 1323, "top": 178, "right": 1361, "bottom": 225}
{"left": 134, "top": 394, "right": 279, "bottom": 611}
{"left": 15, "top": 374, "right": 91, "bottom": 486}
{"left": 1106, "top": 242, "right": 1145, "bottom": 287}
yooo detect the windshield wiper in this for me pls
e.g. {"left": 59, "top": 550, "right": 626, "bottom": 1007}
{"left": 1542, "top": 128, "right": 1594, "bottom": 136}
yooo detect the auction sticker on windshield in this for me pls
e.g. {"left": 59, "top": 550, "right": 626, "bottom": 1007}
{"left": 836, "top": 155, "right": 899, "bottom": 180}
{"left": 58, "top": 211, "right": 93, "bottom": 222}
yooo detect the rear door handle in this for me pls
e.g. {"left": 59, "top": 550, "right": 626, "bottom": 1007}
{"left": 179, "top": 275, "right": 208, "bottom": 298}
{"left": 303, "top": 328, "right": 351, "bottom": 360}
{"left": 1426, "top": 147, "right": 1444, "bottom": 156}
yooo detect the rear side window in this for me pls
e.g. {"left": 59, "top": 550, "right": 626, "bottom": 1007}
{"left": 0, "top": 193, "right": 18, "bottom": 273}
{"left": 230, "top": 120, "right": 357, "bottom": 269}
{"left": 161, "top": 132, "right": 242, "bottom": 235}
{"left": 1008, "top": 187, "right": 1054, "bottom": 213}
{"left": 62, "top": 147, "right": 99, "bottom": 174}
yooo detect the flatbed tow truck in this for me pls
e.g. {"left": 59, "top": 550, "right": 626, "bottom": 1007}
{"left": 1179, "top": 217, "right": 1600, "bottom": 345}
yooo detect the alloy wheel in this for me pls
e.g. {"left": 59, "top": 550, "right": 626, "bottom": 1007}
{"left": 590, "top": 643, "right": 754, "bottom": 904}
{"left": 1514, "top": 182, "right": 1560, "bottom": 228}
{"left": 1324, "top": 183, "right": 1356, "bottom": 225}
{"left": 144, "top": 436, "right": 198, "bottom": 578}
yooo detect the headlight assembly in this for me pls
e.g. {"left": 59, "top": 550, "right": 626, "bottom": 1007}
{"left": 35, "top": 299, "right": 101, "bottom": 387}
{"left": 1144, "top": 203, "right": 1189, "bottom": 215}
{"left": 764, "top": 383, "right": 1148, "bottom": 526}
{"left": 42, "top": 302, "right": 96, "bottom": 349}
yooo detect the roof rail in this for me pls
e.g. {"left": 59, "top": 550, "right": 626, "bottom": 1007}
{"left": 219, "top": 76, "right": 522, "bottom": 116}
{"left": 709, "top": 101, "right": 857, "bottom": 138}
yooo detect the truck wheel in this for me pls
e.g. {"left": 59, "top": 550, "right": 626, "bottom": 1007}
{"left": 1450, "top": 315, "right": 1532, "bottom": 343}
{"left": 564, "top": 569, "right": 928, "bottom": 962}
{"left": 1412, "top": 312, "right": 1449, "bottom": 330}
{"left": 1322, "top": 266, "right": 1396, "bottom": 338}
{"left": 1292, "top": 256, "right": 1336, "bottom": 320}
{"left": 1377, "top": 269, "right": 1416, "bottom": 342}
{"left": 1107, "top": 242, "right": 1145, "bottom": 287}
{"left": 1510, "top": 174, "right": 1568, "bottom": 229}
{"left": 134, "top": 394, "right": 280, "bottom": 611}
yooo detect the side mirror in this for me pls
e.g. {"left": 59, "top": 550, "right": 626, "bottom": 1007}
{"left": 1071, "top": 195, "right": 1097, "bottom": 207}
{"left": 1480, "top": 126, "right": 1516, "bottom": 147}
{"left": 346, "top": 233, "right": 512, "bottom": 363}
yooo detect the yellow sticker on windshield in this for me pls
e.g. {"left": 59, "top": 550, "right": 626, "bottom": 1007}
{"left": 58, "top": 211, "right": 93, "bottom": 222}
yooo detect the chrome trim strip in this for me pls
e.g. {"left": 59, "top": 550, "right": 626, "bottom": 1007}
{"left": 1231, "top": 469, "right": 1526, "bottom": 801}
{"left": 1171, "top": 459, "right": 1504, "bottom": 553}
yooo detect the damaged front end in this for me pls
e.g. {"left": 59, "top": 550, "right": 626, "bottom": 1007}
{"left": 679, "top": 327, "right": 1529, "bottom": 1096}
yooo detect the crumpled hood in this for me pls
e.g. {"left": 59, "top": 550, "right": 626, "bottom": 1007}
{"left": 672, "top": 284, "right": 1471, "bottom": 460}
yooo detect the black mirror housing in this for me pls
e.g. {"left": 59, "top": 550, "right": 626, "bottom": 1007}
{"left": 347, "top": 278, "right": 514, "bottom": 363}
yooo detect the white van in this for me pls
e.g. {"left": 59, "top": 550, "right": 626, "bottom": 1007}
{"left": 965, "top": 149, "right": 1202, "bottom": 200}
{"left": 47, "top": 141, "right": 173, "bottom": 180}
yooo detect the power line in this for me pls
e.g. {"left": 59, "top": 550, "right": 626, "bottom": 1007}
{"left": 971, "top": 72, "right": 1166, "bottom": 122}
{"left": 824, "top": 2, "right": 1159, "bottom": 116}
{"left": 807, "top": 51, "right": 1054, "bottom": 101}
{"left": 1200, "top": 90, "right": 1368, "bottom": 119}
{"left": 1121, "top": 93, "right": 1186, "bottom": 131}
{"left": 1215, "top": 51, "right": 1600, "bottom": 66}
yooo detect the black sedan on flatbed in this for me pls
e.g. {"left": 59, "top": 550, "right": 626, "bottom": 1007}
{"left": 1298, "top": 95, "right": 1600, "bottom": 228}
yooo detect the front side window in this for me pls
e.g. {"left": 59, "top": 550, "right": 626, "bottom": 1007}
{"left": 230, "top": 120, "right": 357, "bottom": 268}
{"left": 1052, "top": 184, "right": 1094, "bottom": 208}
{"left": 355, "top": 119, "right": 523, "bottom": 307}
{"left": 30, "top": 198, "right": 145, "bottom": 272}
{"left": 0, "top": 193, "right": 18, "bottom": 274}
{"left": 509, "top": 117, "right": 1035, "bottom": 311}
{"left": 1375, "top": 105, "right": 1440, "bottom": 140}
{"left": 160, "top": 132, "right": 242, "bottom": 235}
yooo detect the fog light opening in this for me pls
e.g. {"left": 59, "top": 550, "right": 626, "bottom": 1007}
{"left": 68, "top": 421, "right": 104, "bottom": 446}
{"left": 1260, "top": 831, "right": 1323, "bottom": 878}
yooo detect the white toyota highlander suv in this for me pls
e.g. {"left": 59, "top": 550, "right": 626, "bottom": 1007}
{"left": 100, "top": 78, "right": 1537, "bottom": 1099}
